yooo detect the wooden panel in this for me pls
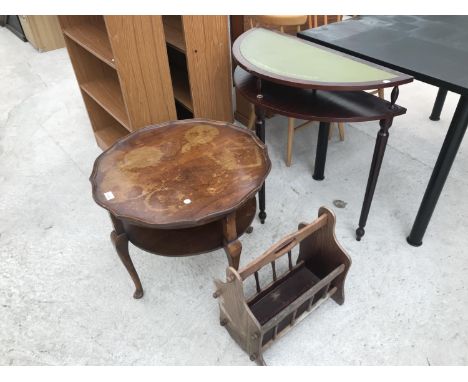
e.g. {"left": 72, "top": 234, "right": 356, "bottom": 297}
{"left": 105, "top": 16, "right": 177, "bottom": 131}
{"left": 61, "top": 36, "right": 129, "bottom": 128}
{"left": 214, "top": 268, "right": 263, "bottom": 359}
{"left": 80, "top": 78, "right": 130, "bottom": 128}
{"left": 60, "top": 15, "right": 115, "bottom": 68}
{"left": 20, "top": 15, "right": 65, "bottom": 52}
{"left": 183, "top": 16, "right": 233, "bottom": 122}
{"left": 235, "top": 88, "right": 252, "bottom": 126}
{"left": 94, "top": 124, "right": 128, "bottom": 150}
{"left": 81, "top": 93, "right": 129, "bottom": 150}
{"left": 162, "top": 16, "right": 186, "bottom": 52}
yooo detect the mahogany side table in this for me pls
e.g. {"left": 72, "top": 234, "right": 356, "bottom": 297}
{"left": 90, "top": 119, "right": 271, "bottom": 299}
{"left": 232, "top": 28, "right": 413, "bottom": 240}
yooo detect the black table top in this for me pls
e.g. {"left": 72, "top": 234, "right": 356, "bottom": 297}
{"left": 298, "top": 16, "right": 468, "bottom": 95}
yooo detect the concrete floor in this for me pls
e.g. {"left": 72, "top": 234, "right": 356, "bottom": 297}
{"left": 1, "top": 26, "right": 468, "bottom": 366}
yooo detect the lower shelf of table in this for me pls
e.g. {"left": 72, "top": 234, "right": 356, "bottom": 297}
{"left": 234, "top": 66, "right": 406, "bottom": 122}
{"left": 121, "top": 197, "right": 257, "bottom": 256}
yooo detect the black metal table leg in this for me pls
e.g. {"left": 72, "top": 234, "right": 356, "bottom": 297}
{"left": 255, "top": 104, "right": 267, "bottom": 224}
{"left": 407, "top": 95, "right": 468, "bottom": 246}
{"left": 429, "top": 88, "right": 448, "bottom": 121}
{"left": 356, "top": 118, "right": 393, "bottom": 241}
{"left": 312, "top": 122, "right": 330, "bottom": 181}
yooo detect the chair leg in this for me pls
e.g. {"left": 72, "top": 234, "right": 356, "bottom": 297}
{"left": 247, "top": 104, "right": 256, "bottom": 130}
{"left": 378, "top": 88, "right": 384, "bottom": 99}
{"left": 286, "top": 118, "right": 295, "bottom": 166}
{"left": 328, "top": 123, "right": 334, "bottom": 140}
{"left": 313, "top": 122, "right": 330, "bottom": 181}
{"left": 255, "top": 105, "right": 267, "bottom": 224}
{"left": 338, "top": 122, "right": 345, "bottom": 141}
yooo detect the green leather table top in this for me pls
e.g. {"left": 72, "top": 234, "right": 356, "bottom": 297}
{"left": 234, "top": 28, "right": 412, "bottom": 90}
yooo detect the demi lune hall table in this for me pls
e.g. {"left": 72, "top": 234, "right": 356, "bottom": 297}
{"left": 298, "top": 15, "right": 468, "bottom": 246}
{"left": 90, "top": 119, "right": 271, "bottom": 298}
{"left": 232, "top": 28, "right": 413, "bottom": 240}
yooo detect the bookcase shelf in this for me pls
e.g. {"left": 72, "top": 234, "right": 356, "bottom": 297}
{"left": 163, "top": 16, "right": 186, "bottom": 53}
{"left": 94, "top": 123, "right": 129, "bottom": 150}
{"left": 82, "top": 93, "right": 129, "bottom": 150}
{"left": 80, "top": 78, "right": 130, "bottom": 128}
{"left": 171, "top": 68, "right": 193, "bottom": 112}
{"left": 61, "top": 16, "right": 115, "bottom": 68}
{"left": 167, "top": 45, "right": 193, "bottom": 112}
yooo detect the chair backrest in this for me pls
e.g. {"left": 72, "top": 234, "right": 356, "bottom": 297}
{"left": 250, "top": 15, "right": 308, "bottom": 32}
{"left": 308, "top": 15, "right": 343, "bottom": 28}
{"left": 249, "top": 15, "right": 343, "bottom": 33}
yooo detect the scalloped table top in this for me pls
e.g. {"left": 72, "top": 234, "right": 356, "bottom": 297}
{"left": 90, "top": 119, "right": 271, "bottom": 228}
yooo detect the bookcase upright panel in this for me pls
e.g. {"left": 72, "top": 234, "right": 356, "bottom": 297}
{"left": 105, "top": 16, "right": 177, "bottom": 131}
{"left": 183, "top": 16, "right": 233, "bottom": 122}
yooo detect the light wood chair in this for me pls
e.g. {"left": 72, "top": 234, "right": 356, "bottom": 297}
{"left": 246, "top": 15, "right": 347, "bottom": 167}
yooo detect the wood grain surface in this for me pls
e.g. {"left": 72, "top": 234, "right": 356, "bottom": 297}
{"left": 20, "top": 15, "right": 65, "bottom": 52}
{"left": 90, "top": 119, "right": 271, "bottom": 228}
{"left": 105, "top": 16, "right": 177, "bottom": 130}
{"left": 183, "top": 16, "right": 233, "bottom": 122}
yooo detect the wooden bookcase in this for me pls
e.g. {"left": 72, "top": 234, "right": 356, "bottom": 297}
{"left": 59, "top": 16, "right": 232, "bottom": 150}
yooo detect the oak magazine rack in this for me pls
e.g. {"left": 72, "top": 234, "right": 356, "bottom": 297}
{"left": 213, "top": 206, "right": 351, "bottom": 365}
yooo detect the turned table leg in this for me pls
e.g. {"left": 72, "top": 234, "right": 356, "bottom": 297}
{"left": 356, "top": 118, "right": 393, "bottom": 241}
{"left": 255, "top": 102, "right": 267, "bottom": 224}
{"left": 109, "top": 214, "right": 144, "bottom": 299}
{"left": 312, "top": 122, "right": 331, "bottom": 181}
{"left": 222, "top": 212, "right": 242, "bottom": 269}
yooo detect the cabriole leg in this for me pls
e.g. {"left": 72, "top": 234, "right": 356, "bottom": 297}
{"left": 222, "top": 212, "right": 242, "bottom": 269}
{"left": 110, "top": 231, "right": 144, "bottom": 299}
{"left": 224, "top": 240, "right": 242, "bottom": 270}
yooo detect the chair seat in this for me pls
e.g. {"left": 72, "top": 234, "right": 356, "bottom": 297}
{"left": 234, "top": 67, "right": 406, "bottom": 123}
